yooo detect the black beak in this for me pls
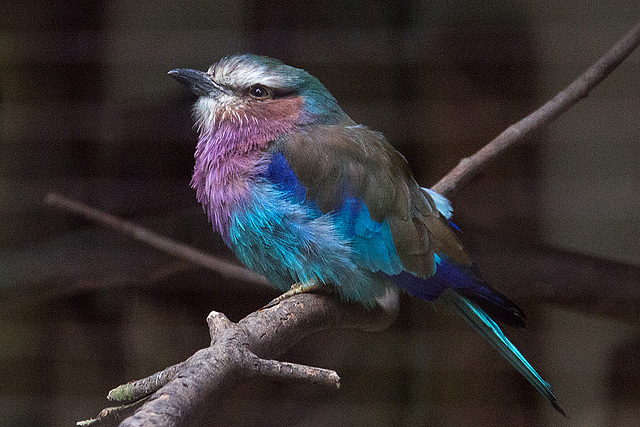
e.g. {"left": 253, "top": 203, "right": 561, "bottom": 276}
{"left": 168, "top": 68, "right": 227, "bottom": 97}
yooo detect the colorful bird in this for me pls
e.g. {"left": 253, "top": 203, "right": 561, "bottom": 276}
{"left": 169, "top": 54, "right": 564, "bottom": 415}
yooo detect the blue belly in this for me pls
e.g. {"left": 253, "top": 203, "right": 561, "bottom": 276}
{"left": 227, "top": 180, "right": 390, "bottom": 305}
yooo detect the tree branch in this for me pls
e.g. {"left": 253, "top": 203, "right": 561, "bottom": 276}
{"left": 62, "top": 18, "right": 640, "bottom": 427}
{"left": 251, "top": 358, "right": 341, "bottom": 388}
{"left": 431, "top": 18, "right": 640, "bottom": 196}
{"left": 79, "top": 291, "right": 399, "bottom": 426}
{"left": 44, "top": 193, "right": 268, "bottom": 288}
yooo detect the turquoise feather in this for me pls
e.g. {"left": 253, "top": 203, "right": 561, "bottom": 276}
{"left": 440, "top": 289, "right": 565, "bottom": 416}
{"left": 229, "top": 179, "right": 390, "bottom": 304}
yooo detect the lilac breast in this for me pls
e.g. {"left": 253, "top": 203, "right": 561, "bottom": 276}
{"left": 191, "top": 105, "right": 302, "bottom": 243}
{"left": 191, "top": 142, "right": 265, "bottom": 242}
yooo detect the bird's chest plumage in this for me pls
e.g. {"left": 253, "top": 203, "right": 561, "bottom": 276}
{"left": 225, "top": 178, "right": 388, "bottom": 301}
{"left": 190, "top": 97, "right": 306, "bottom": 241}
{"left": 191, "top": 144, "right": 265, "bottom": 243}
{"left": 190, "top": 123, "right": 391, "bottom": 304}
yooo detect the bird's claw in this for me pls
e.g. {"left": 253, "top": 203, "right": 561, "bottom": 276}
{"left": 261, "top": 281, "right": 323, "bottom": 309}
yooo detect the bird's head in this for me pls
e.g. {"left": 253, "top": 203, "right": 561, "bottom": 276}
{"left": 169, "top": 55, "right": 347, "bottom": 137}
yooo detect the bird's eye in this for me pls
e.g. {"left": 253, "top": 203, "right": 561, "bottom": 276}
{"left": 248, "top": 85, "right": 271, "bottom": 99}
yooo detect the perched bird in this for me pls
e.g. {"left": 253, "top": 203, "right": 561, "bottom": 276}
{"left": 169, "top": 54, "right": 564, "bottom": 415}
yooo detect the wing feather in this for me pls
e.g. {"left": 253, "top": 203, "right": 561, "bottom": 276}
{"left": 275, "top": 124, "right": 471, "bottom": 278}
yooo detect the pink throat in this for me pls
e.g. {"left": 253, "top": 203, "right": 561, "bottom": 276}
{"left": 190, "top": 108, "right": 300, "bottom": 242}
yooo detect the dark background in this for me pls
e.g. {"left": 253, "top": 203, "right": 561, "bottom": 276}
{"left": 1, "top": 1, "right": 639, "bottom": 426}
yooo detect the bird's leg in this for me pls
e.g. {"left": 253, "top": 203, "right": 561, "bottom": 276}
{"left": 262, "top": 279, "right": 327, "bottom": 309}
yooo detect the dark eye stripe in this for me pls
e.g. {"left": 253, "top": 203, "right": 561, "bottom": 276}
{"left": 245, "top": 84, "right": 298, "bottom": 100}
{"left": 270, "top": 88, "right": 298, "bottom": 98}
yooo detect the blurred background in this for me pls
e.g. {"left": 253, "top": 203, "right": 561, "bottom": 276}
{"left": 1, "top": 0, "right": 639, "bottom": 426}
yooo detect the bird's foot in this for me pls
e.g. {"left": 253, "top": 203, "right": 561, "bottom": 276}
{"left": 262, "top": 280, "right": 325, "bottom": 309}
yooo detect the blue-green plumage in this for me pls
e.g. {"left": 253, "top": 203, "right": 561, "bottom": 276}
{"left": 169, "top": 54, "right": 565, "bottom": 415}
{"left": 263, "top": 151, "right": 404, "bottom": 279}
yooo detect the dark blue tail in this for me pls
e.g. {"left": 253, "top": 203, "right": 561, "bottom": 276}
{"left": 390, "top": 254, "right": 526, "bottom": 329}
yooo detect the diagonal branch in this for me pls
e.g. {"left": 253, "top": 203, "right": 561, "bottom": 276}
{"left": 432, "top": 18, "right": 640, "bottom": 196}
{"left": 44, "top": 193, "right": 268, "bottom": 287}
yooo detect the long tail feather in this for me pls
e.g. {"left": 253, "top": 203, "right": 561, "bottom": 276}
{"left": 440, "top": 289, "right": 566, "bottom": 416}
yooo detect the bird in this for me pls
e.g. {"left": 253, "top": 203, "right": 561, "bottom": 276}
{"left": 169, "top": 54, "right": 564, "bottom": 415}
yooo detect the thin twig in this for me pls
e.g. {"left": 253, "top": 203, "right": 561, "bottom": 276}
{"left": 251, "top": 357, "right": 341, "bottom": 388}
{"left": 76, "top": 398, "right": 149, "bottom": 426}
{"left": 432, "top": 18, "right": 640, "bottom": 195}
{"left": 44, "top": 193, "right": 269, "bottom": 287}
{"left": 108, "top": 362, "right": 186, "bottom": 403}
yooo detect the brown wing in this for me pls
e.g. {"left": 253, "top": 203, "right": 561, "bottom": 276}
{"left": 275, "top": 124, "right": 471, "bottom": 278}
